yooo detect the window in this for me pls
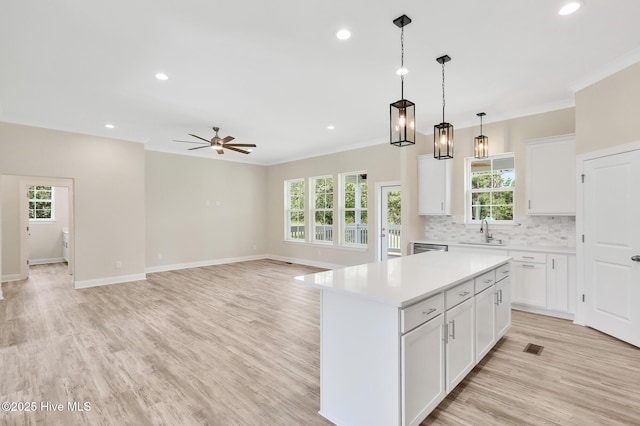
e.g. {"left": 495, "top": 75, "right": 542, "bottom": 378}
{"left": 311, "top": 176, "right": 333, "bottom": 242}
{"left": 29, "top": 185, "right": 55, "bottom": 221}
{"left": 285, "top": 179, "right": 305, "bottom": 240}
{"left": 466, "top": 155, "right": 515, "bottom": 222}
{"left": 341, "top": 172, "right": 368, "bottom": 245}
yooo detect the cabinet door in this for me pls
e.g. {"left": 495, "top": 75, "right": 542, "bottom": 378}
{"left": 526, "top": 136, "right": 576, "bottom": 215}
{"left": 475, "top": 285, "right": 496, "bottom": 362}
{"left": 546, "top": 255, "right": 569, "bottom": 312}
{"left": 445, "top": 298, "right": 474, "bottom": 393}
{"left": 418, "top": 155, "right": 451, "bottom": 215}
{"left": 495, "top": 277, "right": 511, "bottom": 338}
{"left": 402, "top": 314, "right": 445, "bottom": 426}
{"left": 512, "top": 262, "right": 547, "bottom": 307}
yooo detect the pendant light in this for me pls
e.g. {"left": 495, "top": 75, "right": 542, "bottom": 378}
{"left": 390, "top": 15, "right": 415, "bottom": 147}
{"left": 434, "top": 55, "right": 453, "bottom": 159}
{"left": 474, "top": 112, "right": 489, "bottom": 159}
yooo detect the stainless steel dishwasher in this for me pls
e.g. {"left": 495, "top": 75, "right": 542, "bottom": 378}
{"left": 412, "top": 242, "right": 448, "bottom": 254}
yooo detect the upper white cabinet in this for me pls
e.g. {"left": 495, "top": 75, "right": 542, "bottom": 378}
{"left": 418, "top": 155, "right": 452, "bottom": 215}
{"left": 526, "top": 135, "right": 576, "bottom": 215}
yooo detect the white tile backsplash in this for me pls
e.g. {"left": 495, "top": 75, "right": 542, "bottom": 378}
{"left": 424, "top": 216, "right": 576, "bottom": 247}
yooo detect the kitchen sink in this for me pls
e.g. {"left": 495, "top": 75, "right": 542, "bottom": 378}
{"left": 458, "top": 240, "right": 506, "bottom": 246}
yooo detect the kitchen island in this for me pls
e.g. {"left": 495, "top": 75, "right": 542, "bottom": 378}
{"left": 295, "top": 251, "right": 512, "bottom": 426}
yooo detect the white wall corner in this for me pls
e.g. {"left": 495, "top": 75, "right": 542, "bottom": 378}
{"left": 74, "top": 273, "right": 147, "bottom": 289}
{"left": 1, "top": 274, "right": 24, "bottom": 283}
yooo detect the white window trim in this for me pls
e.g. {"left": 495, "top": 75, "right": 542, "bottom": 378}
{"left": 340, "top": 171, "right": 368, "bottom": 247}
{"left": 310, "top": 175, "right": 334, "bottom": 243}
{"left": 29, "top": 185, "right": 56, "bottom": 222}
{"left": 284, "top": 179, "right": 305, "bottom": 242}
{"left": 464, "top": 153, "right": 515, "bottom": 225}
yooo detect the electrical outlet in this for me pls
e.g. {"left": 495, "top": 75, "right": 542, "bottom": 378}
{"left": 115, "top": 260, "right": 123, "bottom": 269}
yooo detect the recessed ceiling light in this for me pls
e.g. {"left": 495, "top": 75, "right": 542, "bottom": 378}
{"left": 155, "top": 73, "right": 169, "bottom": 80}
{"left": 104, "top": 123, "right": 115, "bottom": 129}
{"left": 327, "top": 125, "right": 335, "bottom": 130}
{"left": 396, "top": 68, "right": 408, "bottom": 76}
{"left": 559, "top": 1, "right": 581, "bottom": 15}
{"left": 336, "top": 29, "right": 351, "bottom": 40}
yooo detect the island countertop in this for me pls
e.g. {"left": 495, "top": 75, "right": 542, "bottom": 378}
{"left": 295, "top": 251, "right": 511, "bottom": 308}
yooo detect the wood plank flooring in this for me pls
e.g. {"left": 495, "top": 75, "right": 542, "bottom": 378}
{"left": 1, "top": 261, "right": 639, "bottom": 425}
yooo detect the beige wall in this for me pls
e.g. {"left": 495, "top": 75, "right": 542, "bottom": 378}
{"left": 0, "top": 122, "right": 145, "bottom": 284}
{"left": 576, "top": 62, "right": 640, "bottom": 154}
{"left": 267, "top": 143, "right": 401, "bottom": 267}
{"left": 145, "top": 151, "right": 268, "bottom": 269}
{"left": 1, "top": 175, "right": 21, "bottom": 278}
{"left": 401, "top": 108, "right": 576, "bottom": 244}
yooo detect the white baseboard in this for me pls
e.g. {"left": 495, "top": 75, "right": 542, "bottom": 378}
{"left": 74, "top": 273, "right": 147, "bottom": 289}
{"left": 145, "top": 254, "right": 267, "bottom": 274}
{"left": 29, "top": 257, "right": 65, "bottom": 265}
{"left": 511, "top": 304, "right": 575, "bottom": 321}
{"left": 1, "top": 274, "right": 24, "bottom": 283}
{"left": 265, "top": 254, "right": 341, "bottom": 270}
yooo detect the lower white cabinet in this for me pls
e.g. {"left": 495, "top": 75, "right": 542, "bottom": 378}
{"left": 546, "top": 255, "right": 569, "bottom": 312}
{"left": 401, "top": 314, "right": 445, "bottom": 426}
{"left": 475, "top": 285, "right": 496, "bottom": 361}
{"left": 444, "top": 298, "right": 475, "bottom": 392}
{"left": 512, "top": 261, "right": 546, "bottom": 307}
{"left": 495, "top": 277, "right": 511, "bottom": 339}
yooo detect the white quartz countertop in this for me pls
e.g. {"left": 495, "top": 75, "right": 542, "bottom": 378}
{"left": 295, "top": 251, "right": 511, "bottom": 308}
{"left": 413, "top": 240, "right": 576, "bottom": 254}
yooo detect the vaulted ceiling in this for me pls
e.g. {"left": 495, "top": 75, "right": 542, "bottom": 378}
{"left": 2, "top": 1, "right": 640, "bottom": 165}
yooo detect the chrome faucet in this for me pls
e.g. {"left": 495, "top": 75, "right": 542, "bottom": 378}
{"left": 480, "top": 219, "right": 493, "bottom": 243}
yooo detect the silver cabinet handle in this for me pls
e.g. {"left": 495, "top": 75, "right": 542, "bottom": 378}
{"left": 499, "top": 289, "right": 503, "bottom": 304}
{"left": 523, "top": 256, "right": 534, "bottom": 259}
{"left": 522, "top": 264, "right": 535, "bottom": 268}
{"left": 484, "top": 279, "right": 493, "bottom": 283}
{"left": 381, "top": 234, "right": 386, "bottom": 237}
{"left": 458, "top": 291, "right": 470, "bottom": 297}
{"left": 449, "top": 320, "right": 456, "bottom": 340}
{"left": 502, "top": 270, "right": 509, "bottom": 274}
{"left": 422, "top": 308, "right": 437, "bottom": 316}
{"left": 632, "top": 255, "right": 640, "bottom": 262}
{"left": 495, "top": 292, "right": 500, "bottom": 306}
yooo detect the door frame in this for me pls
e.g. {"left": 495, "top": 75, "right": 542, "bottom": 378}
{"left": 576, "top": 140, "right": 640, "bottom": 325}
{"left": 375, "top": 181, "right": 401, "bottom": 261}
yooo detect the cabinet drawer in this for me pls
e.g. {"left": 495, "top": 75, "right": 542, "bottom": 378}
{"left": 510, "top": 251, "right": 545, "bottom": 263}
{"left": 474, "top": 270, "right": 496, "bottom": 294}
{"left": 401, "top": 293, "right": 444, "bottom": 334}
{"left": 495, "top": 263, "right": 511, "bottom": 282}
{"left": 445, "top": 280, "right": 473, "bottom": 310}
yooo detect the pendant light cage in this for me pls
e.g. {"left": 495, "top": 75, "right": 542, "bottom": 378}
{"left": 474, "top": 112, "right": 489, "bottom": 159}
{"left": 434, "top": 55, "right": 453, "bottom": 159}
{"left": 390, "top": 15, "right": 415, "bottom": 147}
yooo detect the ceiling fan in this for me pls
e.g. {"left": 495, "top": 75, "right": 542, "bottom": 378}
{"left": 173, "top": 127, "right": 256, "bottom": 155}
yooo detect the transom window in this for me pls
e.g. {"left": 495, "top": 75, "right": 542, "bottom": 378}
{"left": 29, "top": 185, "right": 55, "bottom": 221}
{"left": 311, "top": 176, "right": 333, "bottom": 242}
{"left": 466, "top": 155, "right": 515, "bottom": 223}
{"left": 341, "top": 172, "right": 368, "bottom": 245}
{"left": 285, "top": 179, "right": 305, "bottom": 240}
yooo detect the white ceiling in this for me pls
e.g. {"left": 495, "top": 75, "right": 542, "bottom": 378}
{"left": 2, "top": 1, "right": 640, "bottom": 165}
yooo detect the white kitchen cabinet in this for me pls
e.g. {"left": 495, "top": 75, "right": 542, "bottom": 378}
{"left": 512, "top": 260, "right": 546, "bottom": 307}
{"left": 418, "top": 155, "right": 452, "bottom": 215}
{"left": 444, "top": 297, "right": 474, "bottom": 392}
{"left": 495, "top": 276, "right": 511, "bottom": 339}
{"left": 402, "top": 315, "right": 445, "bottom": 426}
{"left": 546, "top": 255, "right": 569, "bottom": 312}
{"left": 526, "top": 135, "right": 576, "bottom": 215}
{"left": 475, "top": 285, "right": 496, "bottom": 362}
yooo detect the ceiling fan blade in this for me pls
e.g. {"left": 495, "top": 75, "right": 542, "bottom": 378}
{"left": 188, "top": 145, "right": 210, "bottom": 151}
{"left": 225, "top": 146, "right": 251, "bottom": 155}
{"left": 221, "top": 136, "right": 235, "bottom": 143}
{"left": 224, "top": 143, "right": 256, "bottom": 147}
{"left": 189, "top": 134, "right": 211, "bottom": 144}
{"left": 173, "top": 139, "right": 208, "bottom": 144}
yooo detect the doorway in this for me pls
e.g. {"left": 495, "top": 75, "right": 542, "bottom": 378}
{"left": 581, "top": 147, "right": 640, "bottom": 347}
{"left": 378, "top": 183, "right": 402, "bottom": 261}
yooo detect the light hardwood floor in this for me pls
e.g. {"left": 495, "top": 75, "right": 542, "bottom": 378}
{"left": 1, "top": 261, "right": 639, "bottom": 425}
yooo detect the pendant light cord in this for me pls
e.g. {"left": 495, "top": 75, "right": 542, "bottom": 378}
{"left": 441, "top": 62, "right": 446, "bottom": 123}
{"left": 400, "top": 26, "right": 404, "bottom": 99}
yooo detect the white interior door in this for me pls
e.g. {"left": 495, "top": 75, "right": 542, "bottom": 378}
{"left": 584, "top": 149, "right": 640, "bottom": 347}
{"left": 380, "top": 185, "right": 401, "bottom": 261}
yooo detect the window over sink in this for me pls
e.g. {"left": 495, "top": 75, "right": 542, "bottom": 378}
{"left": 465, "top": 154, "right": 515, "bottom": 224}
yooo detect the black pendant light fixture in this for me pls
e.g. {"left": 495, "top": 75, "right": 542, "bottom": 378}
{"left": 474, "top": 112, "right": 489, "bottom": 159}
{"left": 390, "top": 15, "right": 415, "bottom": 147}
{"left": 434, "top": 55, "right": 453, "bottom": 159}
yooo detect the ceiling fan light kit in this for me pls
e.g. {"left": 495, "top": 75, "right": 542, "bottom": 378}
{"left": 173, "top": 126, "right": 256, "bottom": 155}
{"left": 389, "top": 14, "right": 416, "bottom": 147}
